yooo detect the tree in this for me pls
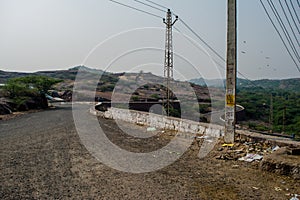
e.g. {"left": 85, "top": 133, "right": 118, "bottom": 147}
{"left": 4, "top": 76, "right": 62, "bottom": 110}
{"left": 5, "top": 76, "right": 61, "bottom": 97}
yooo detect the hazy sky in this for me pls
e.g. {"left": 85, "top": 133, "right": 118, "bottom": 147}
{"left": 0, "top": 0, "right": 299, "bottom": 80}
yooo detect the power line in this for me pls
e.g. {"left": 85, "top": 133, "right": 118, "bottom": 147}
{"left": 143, "top": 0, "right": 300, "bottom": 75}
{"left": 173, "top": 26, "right": 260, "bottom": 89}
{"left": 133, "top": 0, "right": 166, "bottom": 13}
{"left": 135, "top": 1, "right": 225, "bottom": 63}
{"left": 284, "top": 0, "right": 300, "bottom": 35}
{"left": 108, "top": 0, "right": 293, "bottom": 88}
{"left": 290, "top": 0, "right": 300, "bottom": 24}
{"left": 131, "top": 1, "right": 228, "bottom": 73}
{"left": 267, "top": 0, "right": 300, "bottom": 62}
{"left": 140, "top": 0, "right": 267, "bottom": 87}
{"left": 134, "top": 1, "right": 224, "bottom": 61}
{"left": 173, "top": 26, "right": 224, "bottom": 71}
{"left": 260, "top": 0, "right": 300, "bottom": 72}
{"left": 144, "top": 0, "right": 168, "bottom": 10}
{"left": 279, "top": 0, "right": 300, "bottom": 47}
{"left": 108, "top": 0, "right": 163, "bottom": 19}
{"left": 140, "top": 0, "right": 178, "bottom": 17}
{"left": 179, "top": 19, "right": 226, "bottom": 63}
{"left": 178, "top": 19, "right": 264, "bottom": 89}
{"left": 269, "top": 0, "right": 300, "bottom": 62}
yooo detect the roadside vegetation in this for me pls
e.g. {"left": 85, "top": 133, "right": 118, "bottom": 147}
{"left": 2, "top": 76, "right": 61, "bottom": 111}
{"left": 237, "top": 87, "right": 300, "bottom": 136}
{"left": 1, "top": 67, "right": 299, "bottom": 138}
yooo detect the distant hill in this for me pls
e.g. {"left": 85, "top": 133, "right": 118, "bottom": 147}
{"left": 189, "top": 78, "right": 300, "bottom": 93}
{"left": 0, "top": 70, "right": 31, "bottom": 83}
{"left": 0, "top": 66, "right": 104, "bottom": 83}
{"left": 189, "top": 78, "right": 225, "bottom": 88}
{"left": 0, "top": 66, "right": 215, "bottom": 104}
{"left": 1, "top": 66, "right": 299, "bottom": 134}
{"left": 239, "top": 78, "right": 300, "bottom": 92}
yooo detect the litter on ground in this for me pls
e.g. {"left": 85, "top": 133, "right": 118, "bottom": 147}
{"left": 238, "top": 153, "right": 263, "bottom": 162}
{"left": 222, "top": 143, "right": 234, "bottom": 147}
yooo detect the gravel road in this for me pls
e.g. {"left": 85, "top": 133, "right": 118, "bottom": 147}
{"left": 1, "top": 104, "right": 299, "bottom": 199}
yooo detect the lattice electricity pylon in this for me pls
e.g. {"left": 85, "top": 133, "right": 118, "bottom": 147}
{"left": 163, "top": 9, "right": 178, "bottom": 116}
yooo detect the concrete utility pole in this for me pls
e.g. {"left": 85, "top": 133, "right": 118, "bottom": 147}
{"left": 163, "top": 9, "right": 178, "bottom": 116}
{"left": 224, "top": 0, "right": 237, "bottom": 143}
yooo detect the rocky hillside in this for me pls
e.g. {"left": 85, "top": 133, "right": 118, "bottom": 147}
{"left": 189, "top": 77, "right": 300, "bottom": 93}
{"left": 0, "top": 66, "right": 214, "bottom": 102}
{"left": 0, "top": 66, "right": 100, "bottom": 83}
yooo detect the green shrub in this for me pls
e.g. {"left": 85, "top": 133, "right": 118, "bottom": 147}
{"left": 4, "top": 75, "right": 62, "bottom": 109}
{"left": 5, "top": 75, "right": 61, "bottom": 97}
{"left": 131, "top": 96, "right": 139, "bottom": 101}
{"left": 150, "top": 94, "right": 159, "bottom": 99}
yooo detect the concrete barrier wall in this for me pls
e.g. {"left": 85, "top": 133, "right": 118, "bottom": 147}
{"left": 99, "top": 107, "right": 224, "bottom": 137}
{"left": 92, "top": 106, "right": 300, "bottom": 148}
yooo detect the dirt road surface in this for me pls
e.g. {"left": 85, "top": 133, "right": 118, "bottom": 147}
{"left": 1, "top": 104, "right": 299, "bottom": 199}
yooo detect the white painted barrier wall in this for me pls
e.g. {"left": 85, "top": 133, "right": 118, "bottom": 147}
{"left": 98, "top": 107, "right": 224, "bottom": 137}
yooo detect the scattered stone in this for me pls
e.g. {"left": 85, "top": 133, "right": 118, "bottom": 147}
{"left": 248, "top": 147, "right": 255, "bottom": 152}
{"left": 215, "top": 154, "right": 236, "bottom": 160}
{"left": 232, "top": 165, "right": 239, "bottom": 168}
{"left": 198, "top": 135, "right": 209, "bottom": 139}
{"left": 234, "top": 148, "right": 244, "bottom": 154}
{"left": 260, "top": 147, "right": 300, "bottom": 179}
{"left": 218, "top": 147, "right": 224, "bottom": 151}
{"left": 147, "top": 127, "right": 156, "bottom": 132}
{"left": 274, "top": 187, "right": 282, "bottom": 191}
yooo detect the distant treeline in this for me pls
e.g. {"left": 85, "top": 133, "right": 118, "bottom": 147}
{"left": 237, "top": 87, "right": 300, "bottom": 136}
